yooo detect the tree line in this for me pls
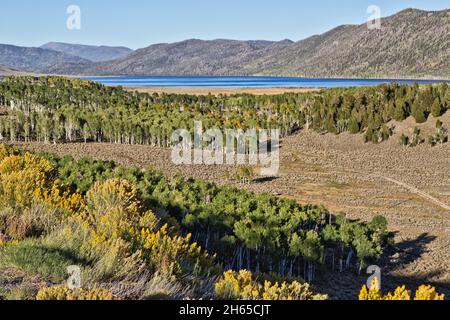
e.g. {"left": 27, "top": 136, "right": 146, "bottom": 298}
{"left": 0, "top": 76, "right": 448, "bottom": 146}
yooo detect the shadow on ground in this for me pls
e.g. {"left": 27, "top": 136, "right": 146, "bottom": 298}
{"left": 315, "top": 233, "right": 450, "bottom": 300}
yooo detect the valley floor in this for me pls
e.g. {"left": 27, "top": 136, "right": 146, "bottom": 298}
{"left": 9, "top": 115, "right": 450, "bottom": 299}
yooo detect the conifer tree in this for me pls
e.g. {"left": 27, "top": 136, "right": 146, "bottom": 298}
{"left": 393, "top": 100, "right": 407, "bottom": 121}
{"left": 412, "top": 100, "right": 427, "bottom": 124}
{"left": 431, "top": 98, "right": 443, "bottom": 117}
{"left": 348, "top": 117, "right": 360, "bottom": 134}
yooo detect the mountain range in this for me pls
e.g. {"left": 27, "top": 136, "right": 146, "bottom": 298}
{"left": 0, "top": 8, "right": 448, "bottom": 79}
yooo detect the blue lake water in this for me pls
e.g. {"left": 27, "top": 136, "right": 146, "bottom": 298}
{"left": 84, "top": 76, "right": 448, "bottom": 88}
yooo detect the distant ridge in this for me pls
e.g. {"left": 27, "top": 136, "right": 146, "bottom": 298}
{"left": 0, "top": 8, "right": 448, "bottom": 79}
{"left": 41, "top": 42, "right": 133, "bottom": 62}
{"left": 0, "top": 44, "right": 92, "bottom": 74}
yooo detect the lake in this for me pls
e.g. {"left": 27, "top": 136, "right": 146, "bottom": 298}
{"left": 83, "top": 76, "right": 448, "bottom": 88}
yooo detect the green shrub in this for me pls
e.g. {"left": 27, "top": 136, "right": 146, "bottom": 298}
{"left": 4, "top": 284, "right": 38, "bottom": 300}
{"left": 0, "top": 239, "right": 84, "bottom": 282}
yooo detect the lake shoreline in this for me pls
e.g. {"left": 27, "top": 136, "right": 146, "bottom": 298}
{"left": 124, "top": 86, "right": 322, "bottom": 95}
{"left": 84, "top": 76, "right": 449, "bottom": 94}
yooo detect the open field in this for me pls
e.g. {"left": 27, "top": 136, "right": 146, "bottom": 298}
{"left": 124, "top": 86, "right": 321, "bottom": 95}
{"left": 10, "top": 113, "right": 450, "bottom": 299}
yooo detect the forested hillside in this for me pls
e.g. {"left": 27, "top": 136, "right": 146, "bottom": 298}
{"left": 0, "top": 77, "right": 448, "bottom": 146}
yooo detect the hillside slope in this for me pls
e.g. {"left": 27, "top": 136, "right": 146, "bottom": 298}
{"left": 253, "top": 9, "right": 450, "bottom": 78}
{"left": 0, "top": 44, "right": 92, "bottom": 74}
{"left": 86, "top": 39, "right": 285, "bottom": 76}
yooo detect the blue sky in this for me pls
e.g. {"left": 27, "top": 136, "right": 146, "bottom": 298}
{"left": 0, "top": 0, "right": 448, "bottom": 49}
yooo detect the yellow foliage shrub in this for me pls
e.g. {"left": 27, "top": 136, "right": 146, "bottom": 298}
{"left": 384, "top": 286, "right": 411, "bottom": 300}
{"left": 140, "top": 224, "right": 213, "bottom": 276}
{"left": 414, "top": 285, "right": 445, "bottom": 300}
{"left": 359, "top": 279, "right": 445, "bottom": 300}
{"left": 358, "top": 277, "right": 383, "bottom": 300}
{"left": 39, "top": 185, "right": 86, "bottom": 215}
{"left": 36, "top": 285, "right": 114, "bottom": 300}
{"left": 0, "top": 154, "right": 55, "bottom": 208}
{"left": 86, "top": 178, "right": 140, "bottom": 216}
{"left": 76, "top": 179, "right": 142, "bottom": 251}
{"left": 0, "top": 152, "right": 74, "bottom": 240}
{"left": 81, "top": 179, "right": 144, "bottom": 245}
{"left": 0, "top": 152, "right": 84, "bottom": 231}
{"left": 0, "top": 153, "right": 54, "bottom": 176}
{"left": 80, "top": 179, "right": 214, "bottom": 278}
{"left": 215, "top": 270, "right": 327, "bottom": 300}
